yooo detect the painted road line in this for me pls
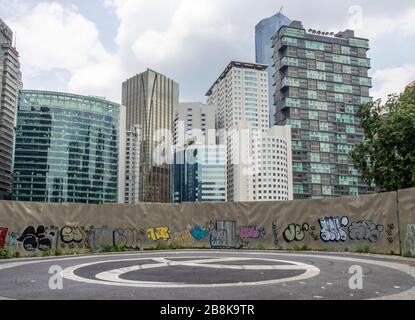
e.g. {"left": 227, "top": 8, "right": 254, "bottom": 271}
{"left": 62, "top": 256, "right": 320, "bottom": 288}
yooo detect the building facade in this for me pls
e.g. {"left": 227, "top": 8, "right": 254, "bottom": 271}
{"left": 255, "top": 12, "right": 291, "bottom": 126}
{"left": 273, "top": 21, "right": 373, "bottom": 199}
{"left": 125, "top": 125, "right": 140, "bottom": 204}
{"left": 251, "top": 125, "right": 293, "bottom": 201}
{"left": 172, "top": 102, "right": 225, "bottom": 203}
{"left": 122, "top": 69, "right": 179, "bottom": 203}
{"left": 207, "top": 61, "right": 293, "bottom": 202}
{"left": 0, "top": 19, "right": 22, "bottom": 200}
{"left": 172, "top": 102, "right": 216, "bottom": 147}
{"left": 13, "top": 90, "right": 126, "bottom": 204}
{"left": 173, "top": 145, "right": 226, "bottom": 203}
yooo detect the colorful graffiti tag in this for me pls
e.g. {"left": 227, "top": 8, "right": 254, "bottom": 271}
{"left": 319, "top": 217, "right": 349, "bottom": 243}
{"left": 0, "top": 227, "right": 8, "bottom": 248}
{"left": 147, "top": 227, "right": 170, "bottom": 241}
{"left": 404, "top": 225, "right": 415, "bottom": 256}
{"left": 0, "top": 216, "right": 399, "bottom": 255}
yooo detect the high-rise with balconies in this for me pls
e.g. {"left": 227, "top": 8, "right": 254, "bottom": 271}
{"left": 273, "top": 21, "right": 374, "bottom": 199}
{"left": 0, "top": 19, "right": 22, "bottom": 200}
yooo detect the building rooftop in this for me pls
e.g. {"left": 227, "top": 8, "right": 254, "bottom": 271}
{"left": 273, "top": 20, "right": 369, "bottom": 43}
{"left": 206, "top": 61, "right": 268, "bottom": 96}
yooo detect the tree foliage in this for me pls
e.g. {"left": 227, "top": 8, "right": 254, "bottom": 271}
{"left": 350, "top": 87, "right": 415, "bottom": 192}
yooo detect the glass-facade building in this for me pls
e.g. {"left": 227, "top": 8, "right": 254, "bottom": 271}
{"left": 0, "top": 19, "right": 22, "bottom": 200}
{"left": 173, "top": 145, "right": 226, "bottom": 203}
{"left": 13, "top": 90, "right": 126, "bottom": 204}
{"left": 122, "top": 69, "right": 179, "bottom": 203}
{"left": 255, "top": 13, "right": 291, "bottom": 126}
{"left": 273, "top": 21, "right": 374, "bottom": 199}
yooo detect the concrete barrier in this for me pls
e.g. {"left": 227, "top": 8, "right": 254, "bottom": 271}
{"left": 0, "top": 188, "right": 414, "bottom": 256}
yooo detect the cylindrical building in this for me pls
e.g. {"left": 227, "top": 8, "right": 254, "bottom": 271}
{"left": 13, "top": 90, "right": 126, "bottom": 204}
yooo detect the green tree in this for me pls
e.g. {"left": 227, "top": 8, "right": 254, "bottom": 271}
{"left": 350, "top": 87, "right": 415, "bottom": 192}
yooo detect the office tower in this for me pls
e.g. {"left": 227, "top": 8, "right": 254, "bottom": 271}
{"left": 122, "top": 69, "right": 179, "bottom": 203}
{"left": 172, "top": 102, "right": 226, "bottom": 203}
{"left": 206, "top": 61, "right": 293, "bottom": 202}
{"left": 0, "top": 19, "right": 21, "bottom": 200}
{"left": 173, "top": 145, "right": 226, "bottom": 203}
{"left": 125, "top": 125, "right": 140, "bottom": 204}
{"left": 173, "top": 102, "right": 216, "bottom": 147}
{"left": 251, "top": 125, "right": 293, "bottom": 201}
{"left": 256, "top": 12, "right": 291, "bottom": 126}
{"left": 13, "top": 91, "right": 126, "bottom": 204}
{"left": 273, "top": 21, "right": 373, "bottom": 199}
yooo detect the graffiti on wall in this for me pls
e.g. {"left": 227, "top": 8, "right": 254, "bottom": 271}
{"left": 272, "top": 221, "right": 278, "bottom": 245}
{"left": 90, "top": 225, "right": 111, "bottom": 249}
{"left": 172, "top": 229, "right": 195, "bottom": 246}
{"left": 147, "top": 227, "right": 170, "bottom": 241}
{"left": 210, "top": 221, "right": 236, "bottom": 248}
{"left": 16, "top": 225, "right": 58, "bottom": 252}
{"left": 319, "top": 217, "right": 349, "bottom": 243}
{"left": 283, "top": 223, "right": 309, "bottom": 243}
{"left": 348, "top": 220, "right": 384, "bottom": 243}
{"left": 0, "top": 227, "right": 8, "bottom": 248}
{"left": 59, "top": 226, "right": 93, "bottom": 249}
{"left": 240, "top": 226, "right": 266, "bottom": 239}
{"left": 113, "top": 228, "right": 145, "bottom": 250}
{"left": 190, "top": 224, "right": 211, "bottom": 241}
{"left": 236, "top": 225, "right": 266, "bottom": 249}
{"left": 404, "top": 225, "right": 415, "bottom": 256}
{"left": 386, "top": 224, "right": 395, "bottom": 244}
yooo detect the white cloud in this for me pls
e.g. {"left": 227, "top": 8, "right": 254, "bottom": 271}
{"left": 348, "top": 7, "right": 415, "bottom": 39}
{"left": 5, "top": 0, "right": 415, "bottom": 103}
{"left": 9, "top": 2, "right": 110, "bottom": 75}
{"left": 372, "top": 65, "right": 415, "bottom": 102}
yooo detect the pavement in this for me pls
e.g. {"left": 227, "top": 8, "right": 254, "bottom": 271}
{"left": 0, "top": 250, "right": 414, "bottom": 300}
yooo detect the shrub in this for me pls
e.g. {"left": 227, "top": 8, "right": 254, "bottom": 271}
{"left": 155, "top": 242, "right": 169, "bottom": 251}
{"left": 404, "top": 251, "right": 415, "bottom": 258}
{"left": 257, "top": 243, "right": 266, "bottom": 250}
{"left": 356, "top": 246, "right": 370, "bottom": 254}
{"left": 169, "top": 242, "right": 185, "bottom": 250}
{"left": 0, "top": 248, "right": 11, "bottom": 259}
{"left": 101, "top": 245, "right": 114, "bottom": 253}
{"left": 54, "top": 249, "right": 63, "bottom": 256}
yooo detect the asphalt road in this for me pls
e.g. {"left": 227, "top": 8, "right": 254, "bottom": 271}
{"left": 0, "top": 250, "right": 414, "bottom": 300}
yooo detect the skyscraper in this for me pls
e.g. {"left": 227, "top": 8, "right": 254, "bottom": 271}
{"left": 13, "top": 90, "right": 126, "bottom": 204}
{"left": 172, "top": 102, "right": 226, "bottom": 203}
{"left": 273, "top": 21, "right": 373, "bottom": 199}
{"left": 207, "top": 61, "right": 293, "bottom": 202}
{"left": 0, "top": 19, "right": 21, "bottom": 200}
{"left": 124, "top": 124, "right": 140, "bottom": 204}
{"left": 256, "top": 12, "right": 291, "bottom": 126}
{"left": 122, "top": 69, "right": 179, "bottom": 203}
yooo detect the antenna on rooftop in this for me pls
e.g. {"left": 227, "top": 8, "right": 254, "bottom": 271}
{"left": 278, "top": 6, "right": 283, "bottom": 14}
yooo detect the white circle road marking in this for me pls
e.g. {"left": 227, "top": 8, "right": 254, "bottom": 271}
{"left": 61, "top": 256, "right": 321, "bottom": 288}
{"left": 1, "top": 250, "right": 415, "bottom": 298}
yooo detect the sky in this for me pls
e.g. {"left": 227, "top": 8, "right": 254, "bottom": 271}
{"left": 1, "top": 0, "right": 415, "bottom": 104}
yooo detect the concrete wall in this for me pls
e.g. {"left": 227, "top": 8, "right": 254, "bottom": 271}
{"left": 0, "top": 188, "right": 414, "bottom": 256}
